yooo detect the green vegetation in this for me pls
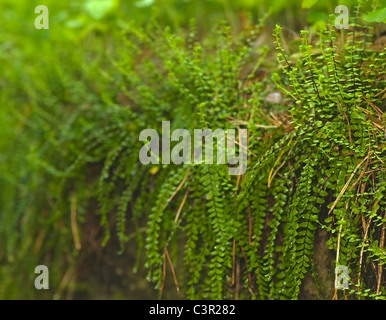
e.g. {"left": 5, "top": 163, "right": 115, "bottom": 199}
{"left": 0, "top": 0, "right": 384, "bottom": 299}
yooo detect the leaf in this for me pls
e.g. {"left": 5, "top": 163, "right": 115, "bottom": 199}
{"left": 84, "top": 0, "right": 118, "bottom": 20}
{"left": 302, "top": 0, "right": 318, "bottom": 9}
{"left": 364, "top": 7, "right": 386, "bottom": 23}
{"left": 149, "top": 166, "right": 160, "bottom": 175}
{"left": 135, "top": 0, "right": 155, "bottom": 8}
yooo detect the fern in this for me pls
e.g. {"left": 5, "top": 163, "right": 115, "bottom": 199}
{"left": 0, "top": 4, "right": 384, "bottom": 300}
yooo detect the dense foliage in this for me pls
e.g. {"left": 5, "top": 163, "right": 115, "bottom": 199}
{"left": 0, "top": 0, "right": 384, "bottom": 299}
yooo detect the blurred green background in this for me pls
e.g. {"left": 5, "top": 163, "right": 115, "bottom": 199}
{"left": 0, "top": 0, "right": 384, "bottom": 299}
